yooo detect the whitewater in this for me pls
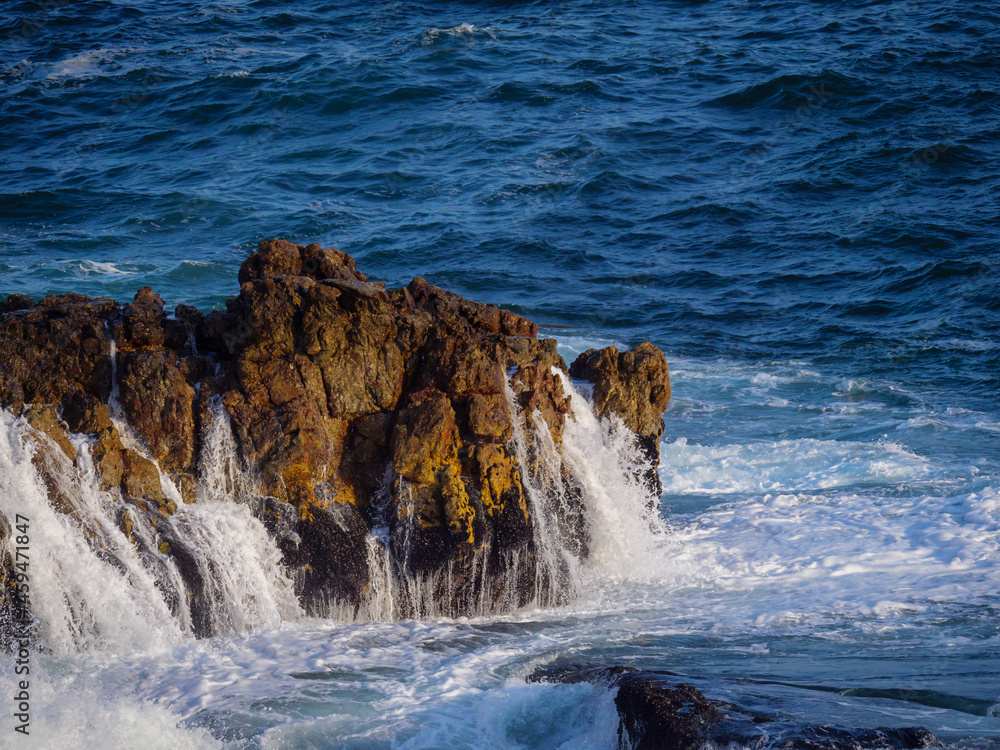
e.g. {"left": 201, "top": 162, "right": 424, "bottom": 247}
{"left": 1, "top": 336, "right": 997, "bottom": 748}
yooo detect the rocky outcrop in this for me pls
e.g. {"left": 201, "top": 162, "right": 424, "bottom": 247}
{"left": 569, "top": 343, "right": 671, "bottom": 496}
{"left": 530, "top": 665, "right": 939, "bottom": 750}
{"left": 0, "top": 239, "right": 672, "bottom": 631}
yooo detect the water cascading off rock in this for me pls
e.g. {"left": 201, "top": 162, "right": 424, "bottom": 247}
{"left": 0, "top": 239, "right": 671, "bottom": 647}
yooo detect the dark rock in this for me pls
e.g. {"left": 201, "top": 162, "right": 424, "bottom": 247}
{"left": 616, "top": 677, "right": 725, "bottom": 750}
{"left": 61, "top": 392, "right": 112, "bottom": 435}
{"left": 0, "top": 294, "right": 33, "bottom": 314}
{"left": 783, "top": 725, "right": 939, "bottom": 750}
{"left": 530, "top": 664, "right": 940, "bottom": 750}
{"left": 284, "top": 502, "right": 371, "bottom": 615}
{"left": 251, "top": 496, "right": 301, "bottom": 549}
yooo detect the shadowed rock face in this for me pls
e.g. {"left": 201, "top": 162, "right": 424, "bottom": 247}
{"left": 615, "top": 676, "right": 939, "bottom": 750}
{"left": 0, "top": 239, "right": 672, "bottom": 630}
{"left": 530, "top": 665, "right": 939, "bottom": 750}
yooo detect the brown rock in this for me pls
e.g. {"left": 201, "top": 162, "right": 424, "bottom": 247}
{"left": 508, "top": 337, "right": 570, "bottom": 444}
{"left": 25, "top": 404, "right": 76, "bottom": 462}
{"left": 390, "top": 388, "right": 477, "bottom": 571}
{"left": 116, "top": 287, "right": 165, "bottom": 350}
{"left": 117, "top": 350, "right": 196, "bottom": 475}
{"left": 569, "top": 342, "right": 671, "bottom": 495}
{"left": 0, "top": 237, "right": 657, "bottom": 624}
{"left": 92, "top": 427, "right": 125, "bottom": 491}
{"left": 0, "top": 295, "right": 116, "bottom": 411}
{"left": 121, "top": 449, "right": 171, "bottom": 513}
{"left": 61, "top": 392, "right": 113, "bottom": 435}
{"left": 467, "top": 393, "right": 512, "bottom": 441}
{"left": 238, "top": 239, "right": 368, "bottom": 285}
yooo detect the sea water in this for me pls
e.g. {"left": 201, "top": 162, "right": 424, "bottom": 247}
{"left": 2, "top": 0, "right": 999, "bottom": 747}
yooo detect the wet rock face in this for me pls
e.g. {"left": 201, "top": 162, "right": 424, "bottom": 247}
{"left": 0, "top": 238, "right": 672, "bottom": 624}
{"left": 614, "top": 676, "right": 939, "bottom": 750}
{"left": 569, "top": 342, "right": 671, "bottom": 496}
{"left": 530, "top": 665, "right": 938, "bottom": 750}
{"left": 0, "top": 293, "right": 116, "bottom": 413}
{"left": 615, "top": 677, "right": 725, "bottom": 750}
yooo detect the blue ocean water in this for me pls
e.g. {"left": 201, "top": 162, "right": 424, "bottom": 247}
{"left": 2, "top": 1, "right": 1000, "bottom": 747}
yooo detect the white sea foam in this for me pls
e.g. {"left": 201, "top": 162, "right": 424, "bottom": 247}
{"left": 422, "top": 23, "right": 498, "bottom": 45}
{"left": 557, "top": 371, "right": 667, "bottom": 579}
{"left": 47, "top": 49, "right": 112, "bottom": 80}
{"left": 0, "top": 410, "right": 186, "bottom": 653}
{"left": 5, "top": 346, "right": 1000, "bottom": 744}
{"left": 0, "top": 369, "right": 299, "bottom": 650}
{"left": 660, "top": 436, "right": 933, "bottom": 494}
{"left": 636, "top": 477, "right": 1000, "bottom": 635}
{"left": 6, "top": 669, "right": 222, "bottom": 750}
{"left": 67, "top": 259, "right": 136, "bottom": 277}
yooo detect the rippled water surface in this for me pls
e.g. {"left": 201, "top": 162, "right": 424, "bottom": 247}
{"left": 2, "top": 0, "right": 999, "bottom": 747}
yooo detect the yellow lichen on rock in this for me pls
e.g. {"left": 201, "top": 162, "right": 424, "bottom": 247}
{"left": 473, "top": 443, "right": 526, "bottom": 520}
{"left": 391, "top": 388, "right": 476, "bottom": 544}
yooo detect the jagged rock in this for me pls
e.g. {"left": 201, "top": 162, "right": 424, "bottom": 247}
{"left": 615, "top": 677, "right": 725, "bottom": 750}
{"left": 61, "top": 392, "right": 113, "bottom": 435}
{"left": 24, "top": 404, "right": 76, "bottom": 462}
{"left": 0, "top": 238, "right": 673, "bottom": 624}
{"left": 117, "top": 350, "right": 196, "bottom": 476}
{"left": 282, "top": 502, "right": 371, "bottom": 614}
{"left": 391, "top": 387, "right": 475, "bottom": 571}
{"left": 237, "top": 239, "right": 370, "bottom": 286}
{"left": 114, "top": 287, "right": 166, "bottom": 351}
{"left": 121, "top": 449, "right": 170, "bottom": 511}
{"left": 0, "top": 293, "right": 116, "bottom": 413}
{"left": 569, "top": 342, "right": 671, "bottom": 495}
{"left": 91, "top": 426, "right": 125, "bottom": 491}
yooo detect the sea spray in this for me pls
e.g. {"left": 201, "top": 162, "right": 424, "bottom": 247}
{"left": 0, "top": 410, "right": 184, "bottom": 653}
{"left": 1, "top": 362, "right": 666, "bottom": 648}
{"left": 161, "top": 396, "right": 301, "bottom": 635}
{"left": 0, "top": 394, "right": 301, "bottom": 649}
{"left": 195, "top": 395, "right": 258, "bottom": 505}
{"left": 502, "top": 375, "right": 581, "bottom": 607}
{"left": 556, "top": 369, "right": 667, "bottom": 579}
{"left": 343, "top": 369, "right": 666, "bottom": 620}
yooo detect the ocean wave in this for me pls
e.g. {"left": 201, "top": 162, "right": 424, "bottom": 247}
{"left": 422, "top": 23, "right": 498, "bottom": 45}
{"left": 660, "top": 436, "right": 933, "bottom": 495}
{"left": 709, "top": 70, "right": 871, "bottom": 109}
{"left": 47, "top": 49, "right": 115, "bottom": 80}
{"left": 46, "top": 47, "right": 150, "bottom": 82}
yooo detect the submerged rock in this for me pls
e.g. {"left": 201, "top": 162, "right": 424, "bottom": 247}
{"left": 530, "top": 665, "right": 939, "bottom": 750}
{"left": 0, "top": 239, "right": 673, "bottom": 633}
